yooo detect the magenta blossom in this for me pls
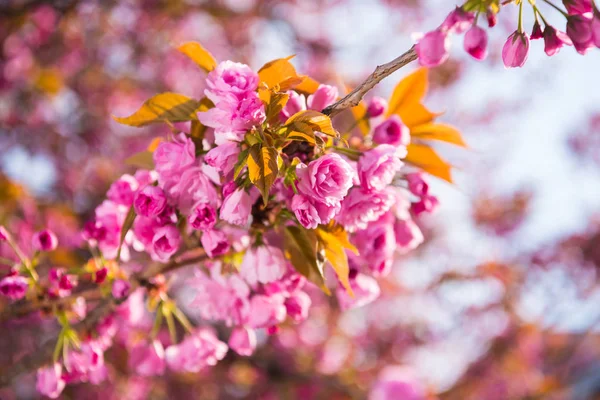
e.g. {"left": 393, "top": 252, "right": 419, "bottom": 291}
{"left": 394, "top": 218, "right": 424, "bottom": 254}
{"left": 228, "top": 327, "right": 257, "bottom": 356}
{"left": 372, "top": 115, "right": 410, "bottom": 147}
{"left": 0, "top": 275, "right": 29, "bottom": 300}
{"left": 106, "top": 174, "right": 139, "bottom": 206}
{"left": 134, "top": 185, "right": 167, "bottom": 218}
{"left": 188, "top": 202, "right": 217, "bottom": 231}
{"left": 464, "top": 26, "right": 488, "bottom": 60}
{"left": 441, "top": 6, "right": 476, "bottom": 34}
{"left": 567, "top": 15, "right": 594, "bottom": 54}
{"left": 201, "top": 229, "right": 230, "bottom": 258}
{"left": 128, "top": 340, "right": 166, "bottom": 377}
{"left": 306, "top": 84, "right": 338, "bottom": 111}
{"left": 166, "top": 328, "right": 228, "bottom": 373}
{"left": 291, "top": 194, "right": 339, "bottom": 229}
{"left": 281, "top": 90, "right": 307, "bottom": 120}
{"left": 0, "top": 226, "right": 8, "bottom": 241}
{"left": 337, "top": 187, "right": 396, "bottom": 232}
{"left": 153, "top": 133, "right": 196, "bottom": 181}
{"left": 205, "top": 141, "right": 240, "bottom": 176}
{"left": 198, "top": 92, "right": 266, "bottom": 138}
{"left": 151, "top": 225, "right": 181, "bottom": 262}
{"left": 220, "top": 187, "right": 253, "bottom": 226}
{"left": 406, "top": 172, "right": 429, "bottom": 197}
{"left": 284, "top": 291, "right": 312, "bottom": 323}
{"left": 112, "top": 279, "right": 131, "bottom": 299}
{"left": 415, "top": 29, "right": 450, "bottom": 67}
{"left": 296, "top": 153, "right": 354, "bottom": 206}
{"left": 336, "top": 273, "right": 381, "bottom": 311}
{"left": 32, "top": 229, "right": 58, "bottom": 252}
{"left": 563, "top": 0, "right": 593, "bottom": 15}
{"left": 358, "top": 145, "right": 404, "bottom": 191}
{"left": 531, "top": 21, "right": 544, "bottom": 39}
{"left": 502, "top": 31, "right": 530, "bottom": 68}
{"left": 369, "top": 366, "right": 426, "bottom": 400}
{"left": 592, "top": 15, "right": 600, "bottom": 47}
{"left": 36, "top": 363, "right": 66, "bottom": 399}
{"left": 247, "top": 294, "right": 287, "bottom": 329}
{"left": 162, "top": 164, "right": 219, "bottom": 214}
{"left": 543, "top": 26, "right": 573, "bottom": 56}
{"left": 240, "top": 245, "right": 287, "bottom": 285}
{"left": 204, "top": 60, "right": 259, "bottom": 103}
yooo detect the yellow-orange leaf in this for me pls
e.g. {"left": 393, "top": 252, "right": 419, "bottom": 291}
{"left": 113, "top": 93, "right": 201, "bottom": 127}
{"left": 177, "top": 42, "right": 217, "bottom": 73}
{"left": 258, "top": 56, "right": 306, "bottom": 95}
{"left": 285, "top": 110, "right": 337, "bottom": 137}
{"left": 295, "top": 76, "right": 320, "bottom": 95}
{"left": 247, "top": 145, "right": 280, "bottom": 205}
{"left": 405, "top": 143, "right": 453, "bottom": 183}
{"left": 316, "top": 223, "right": 357, "bottom": 297}
{"left": 147, "top": 137, "right": 162, "bottom": 152}
{"left": 387, "top": 68, "right": 438, "bottom": 128}
{"left": 125, "top": 151, "right": 155, "bottom": 170}
{"left": 411, "top": 123, "right": 467, "bottom": 147}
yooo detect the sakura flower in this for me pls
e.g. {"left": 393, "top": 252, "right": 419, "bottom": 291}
{"left": 36, "top": 363, "right": 66, "bottom": 399}
{"left": 228, "top": 327, "right": 257, "bottom": 356}
{"left": 32, "top": 229, "right": 58, "bottom": 252}
{"left": 165, "top": 328, "right": 228, "bottom": 372}
{"left": 240, "top": 245, "right": 288, "bottom": 285}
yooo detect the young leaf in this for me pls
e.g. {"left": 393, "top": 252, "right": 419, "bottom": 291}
{"left": 405, "top": 143, "right": 453, "bottom": 183}
{"left": 258, "top": 56, "right": 301, "bottom": 89}
{"left": 285, "top": 110, "right": 337, "bottom": 138}
{"left": 233, "top": 149, "right": 249, "bottom": 180}
{"left": 283, "top": 226, "right": 326, "bottom": 289}
{"left": 410, "top": 123, "right": 467, "bottom": 147}
{"left": 247, "top": 144, "right": 280, "bottom": 205}
{"left": 125, "top": 151, "right": 155, "bottom": 170}
{"left": 177, "top": 42, "right": 217, "bottom": 73}
{"left": 316, "top": 223, "right": 357, "bottom": 297}
{"left": 112, "top": 93, "right": 201, "bottom": 127}
{"left": 116, "top": 206, "right": 136, "bottom": 261}
{"left": 265, "top": 92, "right": 289, "bottom": 125}
{"left": 295, "top": 76, "right": 321, "bottom": 95}
{"left": 386, "top": 68, "right": 439, "bottom": 128}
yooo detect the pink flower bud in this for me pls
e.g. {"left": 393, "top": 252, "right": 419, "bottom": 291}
{"left": 166, "top": 328, "right": 228, "bottom": 372}
{"left": 366, "top": 96, "right": 388, "bottom": 118}
{"left": 464, "top": 25, "right": 488, "bottom": 60}
{"left": 151, "top": 225, "right": 181, "bottom": 262}
{"left": 411, "top": 194, "right": 439, "bottom": 216}
{"left": 567, "top": 15, "right": 594, "bottom": 54}
{"left": 281, "top": 90, "right": 307, "bottom": 120}
{"left": 442, "top": 7, "right": 476, "bottom": 34}
{"left": 0, "top": 226, "right": 8, "bottom": 241}
{"left": 502, "top": 31, "right": 530, "bottom": 68}
{"left": 36, "top": 363, "right": 66, "bottom": 399}
{"left": 201, "top": 229, "right": 230, "bottom": 258}
{"left": 406, "top": 172, "right": 429, "bottom": 197}
{"left": 543, "top": 26, "right": 573, "bottom": 56}
{"left": 284, "top": 291, "right": 312, "bottom": 322}
{"left": 531, "top": 21, "right": 544, "bottom": 39}
{"left": 112, "top": 279, "right": 131, "bottom": 299}
{"left": 220, "top": 188, "right": 253, "bottom": 226}
{"left": 134, "top": 186, "right": 167, "bottom": 218}
{"left": 372, "top": 115, "right": 410, "bottom": 147}
{"left": 188, "top": 202, "right": 217, "bottom": 231}
{"left": 307, "top": 84, "right": 338, "bottom": 111}
{"left": 106, "top": 174, "right": 139, "bottom": 206}
{"left": 487, "top": 12, "right": 497, "bottom": 28}
{"left": 415, "top": 29, "right": 450, "bottom": 67}
{"left": 0, "top": 274, "right": 29, "bottom": 300}
{"left": 394, "top": 218, "right": 424, "bottom": 254}
{"left": 94, "top": 267, "right": 108, "bottom": 284}
{"left": 228, "top": 327, "right": 257, "bottom": 356}
{"left": 32, "top": 229, "right": 58, "bottom": 251}
{"left": 563, "top": 0, "right": 593, "bottom": 15}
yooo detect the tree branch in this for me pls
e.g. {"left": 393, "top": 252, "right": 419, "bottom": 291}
{"left": 0, "top": 249, "right": 209, "bottom": 387}
{"left": 322, "top": 46, "right": 417, "bottom": 117}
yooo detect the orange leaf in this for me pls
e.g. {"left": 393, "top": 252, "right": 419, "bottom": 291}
{"left": 177, "top": 42, "right": 217, "bottom": 73}
{"left": 387, "top": 68, "right": 438, "bottom": 128}
{"left": 411, "top": 123, "right": 467, "bottom": 147}
{"left": 295, "top": 76, "right": 320, "bottom": 95}
{"left": 147, "top": 138, "right": 162, "bottom": 152}
{"left": 112, "top": 93, "right": 201, "bottom": 127}
{"left": 405, "top": 143, "right": 453, "bottom": 183}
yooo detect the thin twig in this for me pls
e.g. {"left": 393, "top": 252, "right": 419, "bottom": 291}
{"left": 322, "top": 46, "right": 417, "bottom": 117}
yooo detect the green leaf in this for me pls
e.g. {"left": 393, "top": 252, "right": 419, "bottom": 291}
{"left": 316, "top": 223, "right": 358, "bottom": 297}
{"left": 283, "top": 226, "right": 328, "bottom": 292}
{"left": 125, "top": 151, "right": 155, "bottom": 170}
{"left": 112, "top": 93, "right": 201, "bottom": 127}
{"left": 116, "top": 206, "right": 136, "bottom": 260}
{"left": 247, "top": 144, "right": 280, "bottom": 205}
{"left": 177, "top": 42, "right": 217, "bottom": 73}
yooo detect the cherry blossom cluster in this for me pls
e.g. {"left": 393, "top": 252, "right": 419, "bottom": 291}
{"left": 415, "top": 0, "right": 600, "bottom": 68}
{"left": 0, "top": 53, "right": 434, "bottom": 397}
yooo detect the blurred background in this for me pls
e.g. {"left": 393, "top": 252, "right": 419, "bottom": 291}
{"left": 1, "top": 0, "right": 600, "bottom": 398}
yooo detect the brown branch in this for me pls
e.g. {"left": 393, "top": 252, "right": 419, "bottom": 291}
{"left": 322, "top": 46, "right": 417, "bottom": 117}
{"left": 0, "top": 249, "right": 209, "bottom": 387}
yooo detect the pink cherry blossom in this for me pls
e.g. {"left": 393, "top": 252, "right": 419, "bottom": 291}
{"left": 502, "top": 31, "right": 530, "bottom": 68}
{"left": 32, "top": 229, "right": 58, "bottom": 252}
{"left": 0, "top": 275, "right": 29, "bottom": 300}
{"left": 134, "top": 185, "right": 167, "bottom": 218}
{"left": 306, "top": 84, "right": 338, "bottom": 111}
{"left": 415, "top": 30, "right": 450, "bottom": 67}
{"left": 201, "top": 229, "right": 230, "bottom": 258}
{"left": 372, "top": 115, "right": 410, "bottom": 147}
{"left": 358, "top": 145, "right": 404, "bottom": 191}
{"left": 128, "top": 340, "right": 166, "bottom": 377}
{"left": 205, "top": 60, "right": 259, "bottom": 103}
{"left": 296, "top": 153, "right": 354, "bottom": 206}
{"left": 228, "top": 327, "right": 257, "bottom": 356}
{"left": 36, "top": 363, "right": 66, "bottom": 399}
{"left": 166, "top": 328, "right": 228, "bottom": 373}
{"left": 464, "top": 25, "right": 488, "bottom": 60}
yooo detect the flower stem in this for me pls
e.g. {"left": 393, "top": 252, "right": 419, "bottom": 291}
{"left": 518, "top": 1, "right": 524, "bottom": 32}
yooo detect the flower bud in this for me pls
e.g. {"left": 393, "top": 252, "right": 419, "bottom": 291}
{"left": 151, "top": 225, "right": 181, "bottom": 262}
{"left": 415, "top": 29, "right": 450, "bottom": 67}
{"left": 366, "top": 96, "right": 387, "bottom": 118}
{"left": 406, "top": 172, "right": 429, "bottom": 197}
{"left": 502, "top": 31, "right": 530, "bottom": 68}
{"left": 372, "top": 115, "right": 410, "bottom": 147}
{"left": 531, "top": 21, "right": 544, "bottom": 40}
{"left": 0, "top": 274, "right": 29, "bottom": 300}
{"left": 442, "top": 7, "right": 476, "bottom": 33}
{"left": 563, "top": 0, "right": 593, "bottom": 15}
{"left": 464, "top": 25, "right": 488, "bottom": 60}
{"left": 201, "top": 229, "right": 230, "bottom": 258}
{"left": 487, "top": 11, "right": 497, "bottom": 28}
{"left": 307, "top": 84, "right": 338, "bottom": 111}
{"left": 188, "top": 202, "right": 217, "bottom": 231}
{"left": 32, "top": 229, "right": 58, "bottom": 252}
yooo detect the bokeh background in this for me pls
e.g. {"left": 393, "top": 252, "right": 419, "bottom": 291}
{"left": 2, "top": 0, "right": 600, "bottom": 398}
